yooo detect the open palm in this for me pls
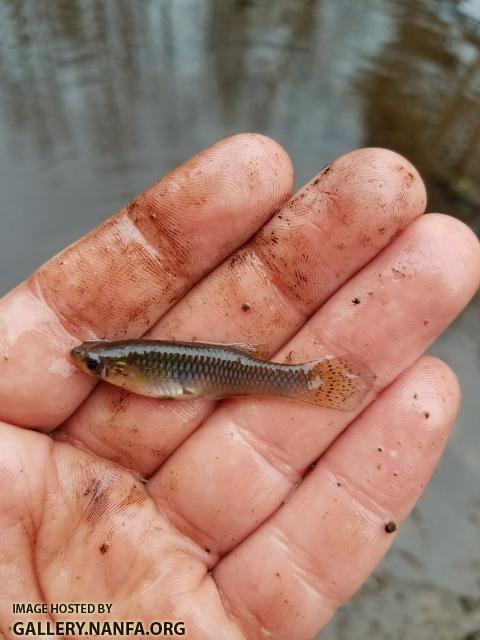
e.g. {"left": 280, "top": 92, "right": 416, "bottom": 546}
{"left": 0, "top": 135, "right": 478, "bottom": 640}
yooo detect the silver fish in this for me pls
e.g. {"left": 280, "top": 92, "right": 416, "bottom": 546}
{"left": 71, "top": 340, "right": 374, "bottom": 411}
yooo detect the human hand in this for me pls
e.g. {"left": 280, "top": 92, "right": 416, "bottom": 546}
{"left": 0, "top": 135, "right": 478, "bottom": 639}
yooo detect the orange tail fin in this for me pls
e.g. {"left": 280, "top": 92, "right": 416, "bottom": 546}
{"left": 303, "top": 354, "right": 375, "bottom": 411}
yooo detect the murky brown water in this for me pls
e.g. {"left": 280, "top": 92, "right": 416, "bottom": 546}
{"left": 0, "top": 0, "right": 479, "bottom": 637}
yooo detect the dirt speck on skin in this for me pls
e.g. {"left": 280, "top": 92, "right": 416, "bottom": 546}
{"left": 270, "top": 230, "right": 280, "bottom": 245}
{"left": 108, "top": 388, "right": 131, "bottom": 416}
{"left": 99, "top": 542, "right": 109, "bottom": 554}
{"left": 241, "top": 303, "right": 251, "bottom": 312}
{"left": 391, "top": 266, "right": 410, "bottom": 278}
{"left": 119, "top": 483, "right": 146, "bottom": 508}
{"left": 313, "top": 162, "right": 334, "bottom": 185}
{"left": 385, "top": 521, "right": 397, "bottom": 534}
{"left": 168, "top": 469, "right": 179, "bottom": 492}
{"left": 151, "top": 448, "right": 167, "bottom": 458}
{"left": 229, "top": 248, "right": 250, "bottom": 270}
{"left": 353, "top": 297, "right": 361, "bottom": 305}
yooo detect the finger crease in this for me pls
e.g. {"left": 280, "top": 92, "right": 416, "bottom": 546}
{"left": 223, "top": 409, "right": 301, "bottom": 483}
{"left": 269, "top": 523, "right": 343, "bottom": 609}
{"left": 322, "top": 460, "right": 395, "bottom": 524}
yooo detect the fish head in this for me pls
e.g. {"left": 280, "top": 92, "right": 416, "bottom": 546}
{"left": 70, "top": 341, "right": 133, "bottom": 384}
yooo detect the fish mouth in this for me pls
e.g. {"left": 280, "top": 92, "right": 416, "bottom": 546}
{"left": 70, "top": 341, "right": 103, "bottom": 362}
{"left": 70, "top": 345, "right": 87, "bottom": 363}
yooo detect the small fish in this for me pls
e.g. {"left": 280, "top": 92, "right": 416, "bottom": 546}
{"left": 70, "top": 340, "right": 374, "bottom": 411}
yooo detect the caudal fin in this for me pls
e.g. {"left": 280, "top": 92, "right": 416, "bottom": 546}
{"left": 303, "top": 354, "right": 375, "bottom": 411}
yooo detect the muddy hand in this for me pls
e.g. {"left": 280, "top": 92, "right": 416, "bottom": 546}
{"left": 0, "top": 134, "right": 478, "bottom": 639}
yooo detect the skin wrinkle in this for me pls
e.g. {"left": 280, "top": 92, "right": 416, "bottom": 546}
{"left": 22, "top": 433, "right": 51, "bottom": 537}
{"left": 228, "top": 248, "right": 301, "bottom": 336}
{"left": 209, "top": 575, "right": 250, "bottom": 640}
{"left": 217, "top": 580, "right": 275, "bottom": 640}
{"left": 127, "top": 197, "right": 194, "bottom": 269}
{"left": 150, "top": 499, "right": 220, "bottom": 569}
{"left": 251, "top": 226, "right": 326, "bottom": 311}
{"left": 267, "top": 523, "right": 342, "bottom": 609}
{"left": 26, "top": 277, "right": 93, "bottom": 344}
{"left": 67, "top": 407, "right": 146, "bottom": 471}
{"left": 26, "top": 524, "right": 52, "bottom": 625}
{"left": 238, "top": 247, "right": 308, "bottom": 325}
{"left": 216, "top": 534, "right": 336, "bottom": 640}
{"left": 150, "top": 407, "right": 298, "bottom": 553}
{"left": 221, "top": 404, "right": 303, "bottom": 482}
{"left": 0, "top": 438, "right": 53, "bottom": 636}
{"left": 226, "top": 410, "right": 297, "bottom": 487}
{"left": 316, "top": 463, "right": 395, "bottom": 532}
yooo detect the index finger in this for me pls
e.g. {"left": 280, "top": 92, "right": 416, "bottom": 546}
{"left": 0, "top": 134, "right": 294, "bottom": 429}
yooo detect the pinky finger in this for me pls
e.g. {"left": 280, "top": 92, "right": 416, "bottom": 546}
{"left": 214, "top": 356, "right": 460, "bottom": 640}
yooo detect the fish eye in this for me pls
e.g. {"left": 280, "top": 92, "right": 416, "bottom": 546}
{"left": 84, "top": 356, "right": 102, "bottom": 374}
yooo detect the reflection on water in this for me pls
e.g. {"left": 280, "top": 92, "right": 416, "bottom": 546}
{"left": 1, "top": 0, "right": 479, "bottom": 235}
{"left": 0, "top": 0, "right": 479, "bottom": 636}
{"left": 362, "top": 0, "right": 480, "bottom": 232}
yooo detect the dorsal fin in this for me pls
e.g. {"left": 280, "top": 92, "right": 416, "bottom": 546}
{"left": 226, "top": 342, "right": 269, "bottom": 359}
{"left": 188, "top": 340, "right": 269, "bottom": 359}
